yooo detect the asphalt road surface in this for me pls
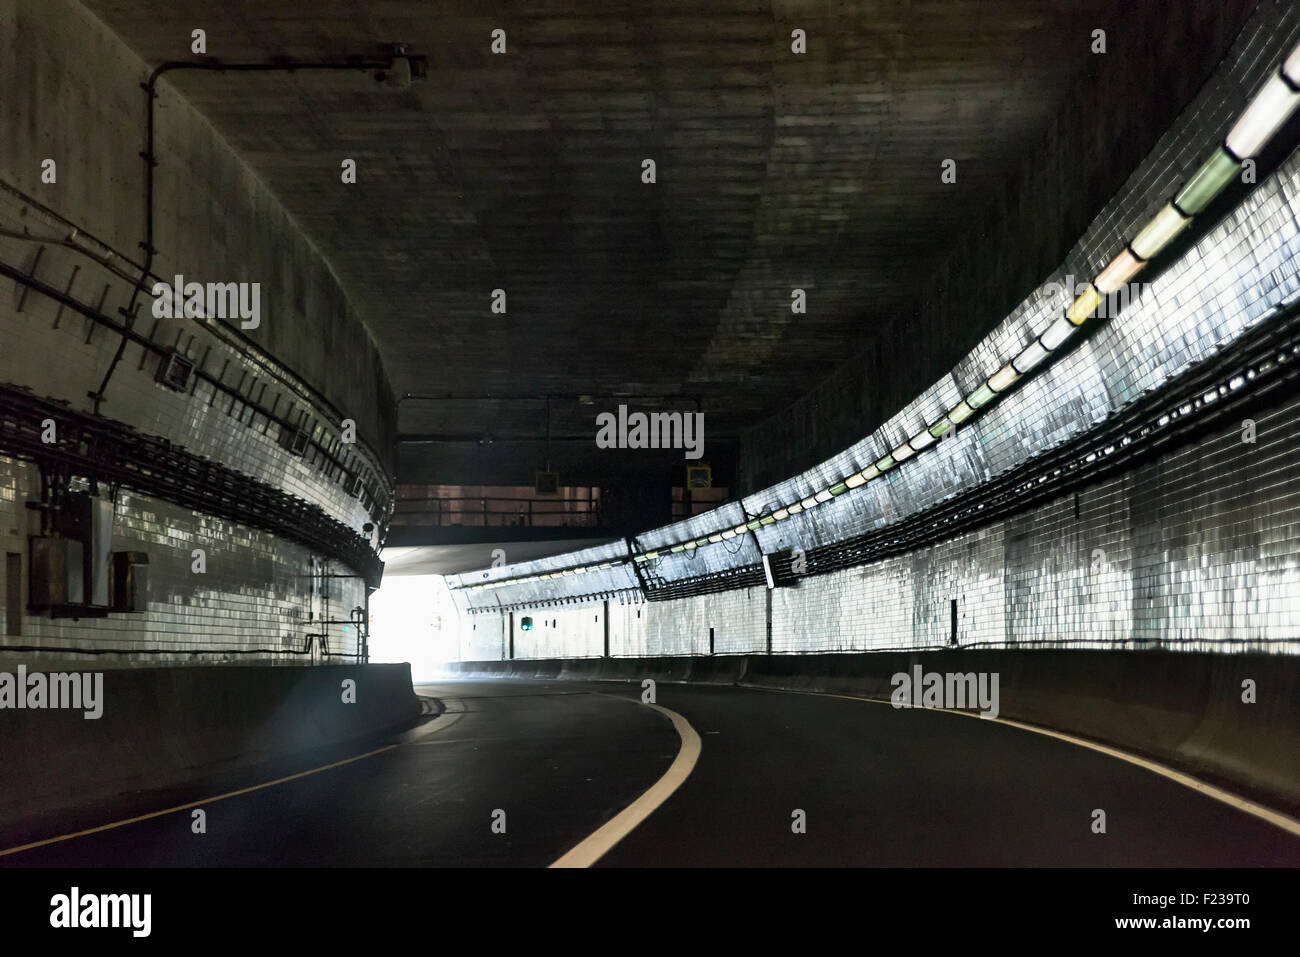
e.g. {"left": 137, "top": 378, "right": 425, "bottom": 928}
{"left": 3, "top": 679, "right": 1297, "bottom": 866}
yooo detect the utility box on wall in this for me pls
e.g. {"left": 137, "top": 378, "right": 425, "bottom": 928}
{"left": 111, "top": 551, "right": 150, "bottom": 612}
{"left": 28, "top": 537, "right": 85, "bottom": 610}
{"left": 54, "top": 492, "right": 113, "bottom": 611}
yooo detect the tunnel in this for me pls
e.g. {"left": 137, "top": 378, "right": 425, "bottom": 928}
{"left": 1, "top": 0, "right": 1298, "bottom": 939}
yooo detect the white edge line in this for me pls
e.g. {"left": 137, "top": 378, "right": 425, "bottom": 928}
{"left": 747, "top": 684, "right": 1300, "bottom": 837}
{"left": 549, "top": 695, "right": 701, "bottom": 868}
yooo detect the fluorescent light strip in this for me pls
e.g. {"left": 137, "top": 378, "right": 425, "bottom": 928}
{"left": 1039, "top": 315, "right": 1076, "bottom": 351}
{"left": 1094, "top": 250, "right": 1144, "bottom": 294}
{"left": 1226, "top": 71, "right": 1300, "bottom": 159}
{"left": 1012, "top": 339, "right": 1049, "bottom": 374}
{"left": 1066, "top": 285, "right": 1101, "bottom": 324}
{"left": 909, "top": 429, "right": 936, "bottom": 452}
{"left": 1286, "top": 42, "right": 1300, "bottom": 87}
{"left": 987, "top": 363, "right": 1019, "bottom": 393}
{"left": 590, "top": 46, "right": 1294, "bottom": 566}
{"left": 948, "top": 400, "right": 976, "bottom": 424}
{"left": 1130, "top": 203, "right": 1190, "bottom": 261}
{"left": 1173, "top": 148, "right": 1240, "bottom": 216}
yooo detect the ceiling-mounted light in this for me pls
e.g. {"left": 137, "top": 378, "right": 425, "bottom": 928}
{"left": 1012, "top": 340, "right": 1049, "bottom": 374}
{"left": 1038, "top": 315, "right": 1076, "bottom": 351}
{"left": 1173, "top": 148, "right": 1241, "bottom": 215}
{"left": 966, "top": 382, "right": 997, "bottom": 410}
{"left": 875, "top": 454, "right": 896, "bottom": 472}
{"left": 787, "top": 502, "right": 804, "bottom": 515}
{"left": 1226, "top": 71, "right": 1300, "bottom": 159}
{"left": 1065, "top": 285, "right": 1101, "bottom": 324}
{"left": 891, "top": 442, "right": 915, "bottom": 462}
{"left": 814, "top": 489, "right": 832, "bottom": 503}
{"left": 928, "top": 416, "right": 954, "bottom": 439}
{"left": 845, "top": 472, "right": 866, "bottom": 489}
{"left": 1284, "top": 42, "right": 1300, "bottom": 86}
{"left": 908, "top": 429, "right": 936, "bottom": 452}
{"left": 801, "top": 496, "right": 820, "bottom": 510}
{"left": 1093, "top": 249, "right": 1145, "bottom": 294}
{"left": 988, "top": 362, "right": 1019, "bottom": 393}
{"left": 859, "top": 464, "right": 880, "bottom": 482}
{"left": 773, "top": 506, "right": 791, "bottom": 519}
{"left": 1130, "top": 203, "right": 1191, "bottom": 260}
{"left": 947, "top": 399, "right": 976, "bottom": 424}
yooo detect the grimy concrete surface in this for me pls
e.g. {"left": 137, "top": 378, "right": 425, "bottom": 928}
{"left": 2, "top": 679, "right": 1296, "bottom": 867}
{"left": 0, "top": 663, "right": 420, "bottom": 824}
{"left": 445, "top": 651, "right": 1300, "bottom": 816}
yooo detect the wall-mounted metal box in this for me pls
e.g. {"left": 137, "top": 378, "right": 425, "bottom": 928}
{"left": 28, "top": 537, "right": 84, "bottom": 610}
{"left": 111, "top": 551, "right": 150, "bottom": 612}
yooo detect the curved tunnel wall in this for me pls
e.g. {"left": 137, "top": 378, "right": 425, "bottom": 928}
{"left": 0, "top": 0, "right": 395, "bottom": 661}
{"left": 447, "top": 4, "right": 1300, "bottom": 660}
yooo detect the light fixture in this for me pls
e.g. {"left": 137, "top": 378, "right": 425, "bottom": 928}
{"left": 1173, "top": 148, "right": 1241, "bottom": 215}
{"left": 1285, "top": 42, "right": 1300, "bottom": 87}
{"left": 814, "top": 489, "right": 833, "bottom": 503}
{"left": 801, "top": 496, "right": 820, "bottom": 509}
{"left": 988, "top": 362, "right": 1019, "bottom": 393}
{"left": 1039, "top": 315, "right": 1077, "bottom": 351}
{"left": 1129, "top": 203, "right": 1190, "bottom": 260}
{"left": 773, "top": 507, "right": 790, "bottom": 519}
{"left": 1226, "top": 71, "right": 1300, "bottom": 159}
{"left": 845, "top": 473, "right": 866, "bottom": 489}
{"left": 928, "top": 416, "right": 954, "bottom": 439}
{"left": 908, "top": 429, "right": 936, "bottom": 451}
{"left": 788, "top": 502, "right": 804, "bottom": 515}
{"left": 1065, "top": 284, "right": 1101, "bottom": 324}
{"left": 1093, "top": 250, "right": 1144, "bottom": 294}
{"left": 734, "top": 524, "right": 749, "bottom": 535}
{"left": 827, "top": 482, "right": 848, "bottom": 497}
{"left": 875, "top": 454, "right": 896, "bottom": 471}
{"left": 892, "top": 442, "right": 915, "bottom": 462}
{"left": 1012, "top": 340, "right": 1049, "bottom": 374}
{"left": 948, "top": 399, "right": 976, "bottom": 424}
{"left": 966, "top": 382, "right": 996, "bottom": 409}
{"left": 859, "top": 464, "right": 880, "bottom": 482}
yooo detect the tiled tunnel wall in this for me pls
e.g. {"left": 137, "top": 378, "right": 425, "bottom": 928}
{"left": 0, "top": 0, "right": 392, "bottom": 659}
{"left": 456, "top": 387, "right": 1300, "bottom": 659}
{"left": 446, "top": 6, "right": 1300, "bottom": 660}
{"left": 734, "top": 0, "right": 1266, "bottom": 495}
{"left": 0, "top": 456, "right": 366, "bottom": 662}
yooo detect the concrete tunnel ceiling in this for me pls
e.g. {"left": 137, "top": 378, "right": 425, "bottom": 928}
{"left": 81, "top": 0, "right": 1245, "bottom": 489}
